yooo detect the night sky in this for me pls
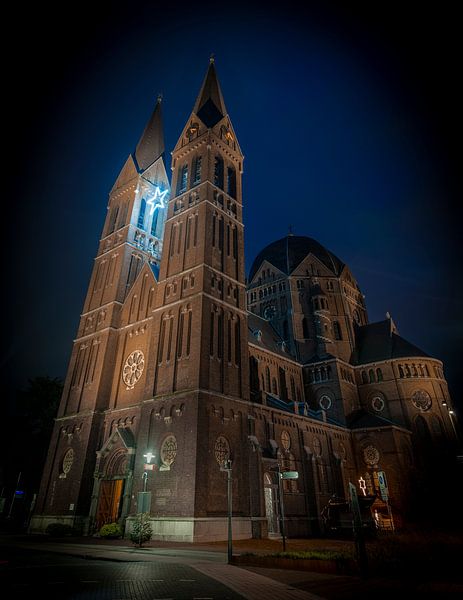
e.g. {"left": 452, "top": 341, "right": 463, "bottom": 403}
{"left": 4, "top": 2, "right": 462, "bottom": 412}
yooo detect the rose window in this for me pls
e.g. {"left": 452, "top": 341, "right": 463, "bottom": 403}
{"left": 214, "top": 436, "right": 230, "bottom": 466}
{"left": 122, "top": 350, "right": 145, "bottom": 389}
{"left": 319, "top": 395, "right": 332, "bottom": 410}
{"left": 363, "top": 445, "right": 380, "bottom": 466}
{"left": 281, "top": 430, "right": 291, "bottom": 450}
{"left": 62, "top": 449, "right": 74, "bottom": 474}
{"left": 412, "top": 389, "right": 432, "bottom": 411}
{"left": 372, "top": 396, "right": 385, "bottom": 412}
{"left": 160, "top": 435, "right": 178, "bottom": 467}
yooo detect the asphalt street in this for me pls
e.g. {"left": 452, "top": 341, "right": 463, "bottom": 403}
{"left": 0, "top": 545, "right": 245, "bottom": 599}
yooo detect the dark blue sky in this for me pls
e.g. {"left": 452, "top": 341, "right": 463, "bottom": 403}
{"left": 5, "top": 2, "right": 462, "bottom": 409}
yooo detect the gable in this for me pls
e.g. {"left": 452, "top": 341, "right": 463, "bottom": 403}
{"left": 121, "top": 262, "right": 158, "bottom": 327}
{"left": 111, "top": 155, "right": 139, "bottom": 193}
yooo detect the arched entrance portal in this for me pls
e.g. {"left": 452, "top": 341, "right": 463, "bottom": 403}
{"left": 89, "top": 427, "right": 136, "bottom": 534}
{"left": 95, "top": 449, "right": 127, "bottom": 530}
{"left": 264, "top": 472, "right": 280, "bottom": 536}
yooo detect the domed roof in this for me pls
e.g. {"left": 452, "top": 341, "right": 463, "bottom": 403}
{"left": 249, "top": 235, "right": 345, "bottom": 282}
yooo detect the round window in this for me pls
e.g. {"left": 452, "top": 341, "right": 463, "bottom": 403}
{"left": 281, "top": 430, "right": 291, "bottom": 450}
{"left": 122, "top": 350, "right": 145, "bottom": 389}
{"left": 319, "top": 395, "right": 332, "bottom": 410}
{"left": 160, "top": 435, "right": 178, "bottom": 467}
{"left": 62, "top": 449, "right": 74, "bottom": 474}
{"left": 371, "top": 396, "right": 385, "bottom": 412}
{"left": 412, "top": 389, "right": 432, "bottom": 411}
{"left": 214, "top": 436, "right": 230, "bottom": 467}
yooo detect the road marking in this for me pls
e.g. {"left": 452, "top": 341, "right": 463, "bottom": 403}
{"left": 179, "top": 579, "right": 196, "bottom": 581}
{"left": 150, "top": 579, "right": 165, "bottom": 581}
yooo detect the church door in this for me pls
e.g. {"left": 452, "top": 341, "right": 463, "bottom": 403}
{"left": 264, "top": 473, "right": 280, "bottom": 535}
{"left": 95, "top": 479, "right": 124, "bottom": 530}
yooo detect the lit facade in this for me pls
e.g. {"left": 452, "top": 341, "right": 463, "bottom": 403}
{"left": 31, "top": 61, "right": 459, "bottom": 541}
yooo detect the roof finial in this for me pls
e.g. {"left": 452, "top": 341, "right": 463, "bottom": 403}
{"left": 386, "top": 311, "right": 391, "bottom": 319}
{"left": 157, "top": 92, "right": 163, "bottom": 103}
{"left": 209, "top": 53, "right": 215, "bottom": 64}
{"left": 288, "top": 224, "right": 294, "bottom": 236}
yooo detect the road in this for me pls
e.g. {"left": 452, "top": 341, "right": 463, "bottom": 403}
{"left": 0, "top": 544, "right": 245, "bottom": 599}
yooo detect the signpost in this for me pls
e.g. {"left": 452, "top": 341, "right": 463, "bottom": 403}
{"left": 220, "top": 459, "right": 233, "bottom": 564}
{"left": 349, "top": 482, "right": 368, "bottom": 578}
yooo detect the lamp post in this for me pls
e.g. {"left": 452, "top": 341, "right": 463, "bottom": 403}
{"left": 275, "top": 462, "right": 287, "bottom": 552}
{"left": 220, "top": 459, "right": 233, "bottom": 564}
{"left": 138, "top": 451, "right": 154, "bottom": 547}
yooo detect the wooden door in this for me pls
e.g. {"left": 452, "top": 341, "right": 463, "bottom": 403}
{"left": 95, "top": 479, "right": 123, "bottom": 530}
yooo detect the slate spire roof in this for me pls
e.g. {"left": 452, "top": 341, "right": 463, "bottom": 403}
{"left": 193, "top": 58, "right": 227, "bottom": 128}
{"left": 134, "top": 95, "right": 165, "bottom": 172}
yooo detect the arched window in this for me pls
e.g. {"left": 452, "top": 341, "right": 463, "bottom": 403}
{"left": 333, "top": 321, "right": 342, "bottom": 340}
{"left": 369, "top": 369, "right": 375, "bottom": 383}
{"left": 150, "top": 207, "right": 159, "bottom": 236}
{"left": 265, "top": 366, "right": 271, "bottom": 392}
{"left": 272, "top": 378, "right": 277, "bottom": 395}
{"left": 398, "top": 364, "right": 404, "bottom": 378}
{"left": 177, "top": 164, "right": 188, "bottom": 195}
{"left": 209, "top": 311, "right": 215, "bottom": 356}
{"left": 227, "top": 166, "right": 236, "bottom": 198}
{"left": 313, "top": 298, "right": 319, "bottom": 311}
{"left": 177, "top": 310, "right": 184, "bottom": 358}
{"left": 107, "top": 205, "right": 119, "bottom": 234}
{"left": 234, "top": 317, "right": 241, "bottom": 366}
{"left": 353, "top": 309, "right": 360, "bottom": 323}
{"left": 186, "top": 309, "right": 192, "bottom": 356}
{"left": 290, "top": 376, "right": 296, "bottom": 400}
{"left": 261, "top": 373, "right": 265, "bottom": 391}
{"left": 283, "top": 320, "right": 289, "bottom": 340}
{"left": 137, "top": 199, "right": 146, "bottom": 229}
{"left": 214, "top": 156, "right": 224, "bottom": 189}
{"left": 361, "top": 370, "right": 368, "bottom": 384}
{"left": 376, "top": 367, "right": 383, "bottom": 382}
{"left": 232, "top": 227, "right": 238, "bottom": 259}
{"left": 424, "top": 364, "right": 430, "bottom": 377}
{"left": 302, "top": 317, "right": 309, "bottom": 338}
{"left": 217, "top": 311, "right": 223, "bottom": 360}
{"left": 192, "top": 155, "right": 202, "bottom": 186}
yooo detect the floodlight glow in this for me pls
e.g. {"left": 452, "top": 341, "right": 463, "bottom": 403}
{"left": 144, "top": 451, "right": 155, "bottom": 463}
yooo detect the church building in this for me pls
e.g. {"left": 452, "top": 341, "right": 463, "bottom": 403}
{"left": 30, "top": 60, "right": 459, "bottom": 541}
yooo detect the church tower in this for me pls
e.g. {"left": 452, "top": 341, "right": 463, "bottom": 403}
{"left": 31, "top": 97, "right": 170, "bottom": 532}
{"left": 153, "top": 57, "right": 249, "bottom": 399}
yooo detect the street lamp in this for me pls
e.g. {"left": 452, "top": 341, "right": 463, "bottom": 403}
{"left": 142, "top": 451, "right": 155, "bottom": 492}
{"left": 220, "top": 459, "right": 233, "bottom": 564}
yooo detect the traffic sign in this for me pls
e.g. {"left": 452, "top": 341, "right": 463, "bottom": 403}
{"left": 281, "top": 471, "right": 299, "bottom": 480}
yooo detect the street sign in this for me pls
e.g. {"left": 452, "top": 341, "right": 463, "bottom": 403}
{"left": 144, "top": 463, "right": 156, "bottom": 471}
{"left": 14, "top": 490, "right": 25, "bottom": 498}
{"left": 377, "top": 471, "right": 389, "bottom": 501}
{"left": 281, "top": 471, "right": 299, "bottom": 480}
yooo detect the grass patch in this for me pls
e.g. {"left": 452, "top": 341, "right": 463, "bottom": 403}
{"left": 271, "top": 550, "right": 351, "bottom": 560}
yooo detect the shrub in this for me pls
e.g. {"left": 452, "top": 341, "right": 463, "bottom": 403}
{"left": 45, "top": 522, "right": 74, "bottom": 537}
{"left": 99, "top": 522, "right": 122, "bottom": 539}
{"left": 129, "top": 513, "right": 153, "bottom": 547}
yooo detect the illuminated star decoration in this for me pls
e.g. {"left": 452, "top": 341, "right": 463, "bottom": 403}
{"left": 146, "top": 186, "right": 169, "bottom": 215}
{"left": 358, "top": 476, "right": 367, "bottom": 496}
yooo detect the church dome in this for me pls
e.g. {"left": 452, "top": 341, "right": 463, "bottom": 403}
{"left": 249, "top": 235, "right": 345, "bottom": 282}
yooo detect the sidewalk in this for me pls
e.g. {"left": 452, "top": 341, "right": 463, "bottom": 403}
{"left": 3, "top": 534, "right": 462, "bottom": 599}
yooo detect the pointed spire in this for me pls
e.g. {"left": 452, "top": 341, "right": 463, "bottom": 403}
{"left": 134, "top": 95, "right": 165, "bottom": 172}
{"left": 193, "top": 58, "right": 227, "bottom": 128}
